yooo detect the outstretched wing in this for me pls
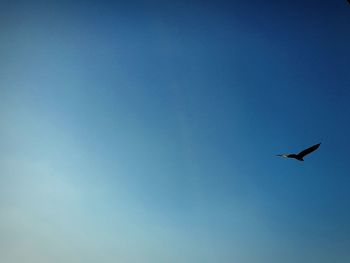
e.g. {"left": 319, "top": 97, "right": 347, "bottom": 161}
{"left": 297, "top": 143, "right": 321, "bottom": 158}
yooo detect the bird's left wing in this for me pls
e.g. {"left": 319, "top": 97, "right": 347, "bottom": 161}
{"left": 298, "top": 143, "right": 321, "bottom": 157}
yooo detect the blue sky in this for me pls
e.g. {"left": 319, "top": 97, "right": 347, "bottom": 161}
{"left": 1, "top": 1, "right": 350, "bottom": 262}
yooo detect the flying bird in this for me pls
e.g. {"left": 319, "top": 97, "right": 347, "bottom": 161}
{"left": 277, "top": 143, "right": 321, "bottom": 161}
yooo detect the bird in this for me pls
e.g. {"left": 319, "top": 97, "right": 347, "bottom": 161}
{"left": 277, "top": 143, "right": 321, "bottom": 161}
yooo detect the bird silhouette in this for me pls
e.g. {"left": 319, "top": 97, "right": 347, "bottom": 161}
{"left": 277, "top": 143, "right": 321, "bottom": 161}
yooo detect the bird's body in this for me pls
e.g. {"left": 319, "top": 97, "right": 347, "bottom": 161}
{"left": 277, "top": 143, "right": 321, "bottom": 161}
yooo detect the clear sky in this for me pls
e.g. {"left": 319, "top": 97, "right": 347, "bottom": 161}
{"left": 1, "top": 1, "right": 350, "bottom": 262}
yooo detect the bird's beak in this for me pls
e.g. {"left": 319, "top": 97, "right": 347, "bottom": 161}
{"left": 276, "top": 154, "right": 287, "bottom": 158}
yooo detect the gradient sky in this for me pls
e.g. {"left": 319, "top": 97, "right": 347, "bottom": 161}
{"left": 1, "top": 1, "right": 350, "bottom": 262}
